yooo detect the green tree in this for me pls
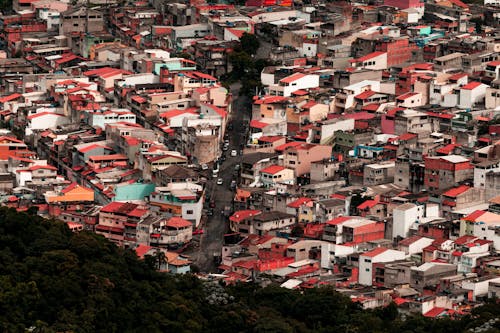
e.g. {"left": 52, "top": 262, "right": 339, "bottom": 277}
{"left": 240, "top": 33, "right": 260, "bottom": 56}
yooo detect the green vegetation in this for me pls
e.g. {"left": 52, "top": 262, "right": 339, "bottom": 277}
{"left": 0, "top": 207, "right": 499, "bottom": 332}
{"left": 226, "top": 33, "right": 273, "bottom": 97}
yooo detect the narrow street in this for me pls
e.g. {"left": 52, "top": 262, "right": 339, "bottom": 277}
{"left": 194, "top": 82, "right": 251, "bottom": 272}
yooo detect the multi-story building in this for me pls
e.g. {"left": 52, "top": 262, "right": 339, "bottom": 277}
{"left": 424, "top": 155, "right": 473, "bottom": 191}
{"left": 283, "top": 143, "right": 332, "bottom": 177}
{"left": 137, "top": 216, "right": 193, "bottom": 249}
{"left": 148, "top": 182, "right": 204, "bottom": 228}
{"left": 363, "top": 161, "right": 395, "bottom": 186}
{"left": 96, "top": 202, "right": 149, "bottom": 247}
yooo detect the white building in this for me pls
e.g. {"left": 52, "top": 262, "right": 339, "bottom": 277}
{"left": 462, "top": 277, "right": 500, "bottom": 301}
{"left": 349, "top": 51, "right": 388, "bottom": 70}
{"left": 399, "top": 236, "right": 434, "bottom": 255}
{"left": 268, "top": 73, "right": 319, "bottom": 97}
{"left": 335, "top": 80, "right": 381, "bottom": 112}
{"left": 392, "top": 203, "right": 425, "bottom": 240}
{"left": 396, "top": 92, "right": 423, "bottom": 108}
{"left": 321, "top": 243, "right": 355, "bottom": 270}
{"left": 458, "top": 81, "right": 489, "bottom": 109}
{"left": 259, "top": 165, "right": 295, "bottom": 188}
{"left": 359, "top": 248, "right": 406, "bottom": 286}
{"left": 26, "top": 112, "right": 70, "bottom": 136}
{"left": 317, "top": 117, "right": 355, "bottom": 144}
{"left": 88, "top": 109, "right": 136, "bottom": 129}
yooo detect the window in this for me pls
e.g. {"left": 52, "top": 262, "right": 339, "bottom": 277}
{"left": 186, "top": 210, "right": 193, "bottom": 214}
{"left": 365, "top": 268, "right": 370, "bottom": 272}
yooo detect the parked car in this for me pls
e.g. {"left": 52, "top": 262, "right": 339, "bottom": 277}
{"left": 201, "top": 163, "right": 209, "bottom": 170}
{"left": 234, "top": 164, "right": 240, "bottom": 171}
{"left": 209, "top": 200, "right": 216, "bottom": 208}
{"left": 192, "top": 229, "right": 204, "bottom": 235}
{"left": 217, "top": 178, "right": 223, "bottom": 185}
{"left": 231, "top": 150, "right": 237, "bottom": 157}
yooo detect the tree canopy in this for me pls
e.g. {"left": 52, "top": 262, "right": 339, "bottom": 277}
{"left": 0, "top": 207, "right": 499, "bottom": 332}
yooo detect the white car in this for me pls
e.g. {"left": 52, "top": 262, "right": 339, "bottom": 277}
{"left": 201, "top": 164, "right": 209, "bottom": 170}
{"left": 230, "top": 150, "right": 237, "bottom": 157}
{"left": 216, "top": 178, "right": 223, "bottom": 185}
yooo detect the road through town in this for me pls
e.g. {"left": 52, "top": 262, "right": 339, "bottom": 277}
{"left": 194, "top": 82, "right": 251, "bottom": 272}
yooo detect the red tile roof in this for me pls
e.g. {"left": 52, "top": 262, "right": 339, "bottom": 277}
{"left": 454, "top": 235, "right": 477, "bottom": 245}
{"left": 249, "top": 120, "right": 269, "bottom": 129}
{"left": 393, "top": 297, "right": 409, "bottom": 305}
{"left": 292, "top": 89, "right": 308, "bottom": 96}
{"left": 326, "top": 216, "right": 351, "bottom": 225}
{"left": 362, "top": 103, "right": 380, "bottom": 111}
{"left": 165, "top": 217, "right": 192, "bottom": 228}
{"left": 287, "top": 197, "right": 313, "bottom": 208}
{"left": 463, "top": 210, "right": 486, "bottom": 222}
{"left": 275, "top": 141, "right": 302, "bottom": 152}
{"left": 258, "top": 135, "right": 284, "bottom": 143}
{"left": 260, "top": 165, "right": 286, "bottom": 175}
{"left": 436, "top": 143, "right": 458, "bottom": 155}
{"left": 0, "top": 93, "right": 22, "bottom": 103}
{"left": 361, "top": 247, "right": 387, "bottom": 258}
{"left": 100, "top": 202, "right": 138, "bottom": 214}
{"left": 135, "top": 244, "right": 153, "bottom": 258}
{"left": 423, "top": 307, "right": 448, "bottom": 318}
{"left": 443, "top": 185, "right": 470, "bottom": 198}
{"left": 354, "top": 90, "right": 376, "bottom": 100}
{"left": 131, "top": 95, "right": 147, "bottom": 103}
{"left": 461, "top": 81, "right": 482, "bottom": 90}
{"left": 398, "top": 133, "right": 417, "bottom": 141}
{"left": 358, "top": 199, "right": 378, "bottom": 210}
{"left": 229, "top": 210, "right": 261, "bottom": 223}
{"left": 159, "top": 108, "right": 198, "bottom": 119}
{"left": 254, "top": 96, "right": 287, "bottom": 105}
{"left": 78, "top": 144, "right": 113, "bottom": 153}
{"left": 351, "top": 51, "right": 386, "bottom": 63}
{"left": 448, "top": 72, "right": 467, "bottom": 81}
{"left": 17, "top": 165, "right": 57, "bottom": 173}
{"left": 280, "top": 72, "right": 306, "bottom": 84}
{"left": 399, "top": 235, "right": 423, "bottom": 246}
{"left": 448, "top": 0, "right": 468, "bottom": 9}
{"left": 27, "top": 112, "right": 65, "bottom": 120}
{"left": 226, "top": 28, "right": 245, "bottom": 39}
{"left": 397, "top": 92, "right": 419, "bottom": 100}
{"left": 301, "top": 100, "right": 317, "bottom": 109}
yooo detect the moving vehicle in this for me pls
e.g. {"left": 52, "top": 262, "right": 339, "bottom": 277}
{"left": 230, "top": 150, "right": 237, "bottom": 157}
{"left": 217, "top": 178, "right": 223, "bottom": 185}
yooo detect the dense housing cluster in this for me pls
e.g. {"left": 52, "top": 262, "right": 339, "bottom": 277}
{"left": 0, "top": 0, "right": 500, "bottom": 320}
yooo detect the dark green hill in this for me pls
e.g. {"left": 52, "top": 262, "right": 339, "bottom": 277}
{"left": 0, "top": 207, "right": 498, "bottom": 333}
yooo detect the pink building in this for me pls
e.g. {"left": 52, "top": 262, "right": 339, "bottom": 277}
{"left": 283, "top": 143, "right": 332, "bottom": 177}
{"left": 384, "top": 0, "right": 424, "bottom": 9}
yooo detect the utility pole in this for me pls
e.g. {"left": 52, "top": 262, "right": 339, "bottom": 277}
{"left": 85, "top": 0, "right": 89, "bottom": 35}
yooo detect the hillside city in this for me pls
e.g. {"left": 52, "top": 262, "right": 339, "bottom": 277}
{"left": 0, "top": 0, "right": 499, "bottom": 321}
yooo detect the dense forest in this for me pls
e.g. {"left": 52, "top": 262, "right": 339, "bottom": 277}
{"left": 0, "top": 206, "right": 499, "bottom": 333}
